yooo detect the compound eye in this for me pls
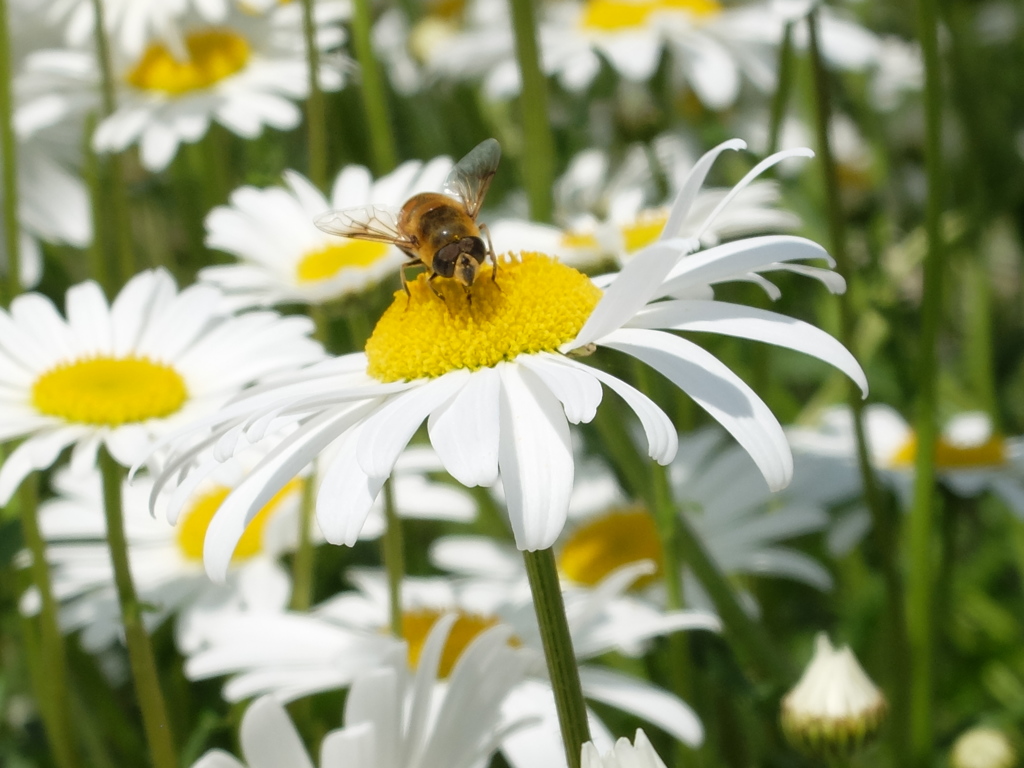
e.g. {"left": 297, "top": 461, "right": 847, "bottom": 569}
{"left": 461, "top": 236, "right": 487, "bottom": 264}
{"left": 432, "top": 242, "right": 461, "bottom": 277}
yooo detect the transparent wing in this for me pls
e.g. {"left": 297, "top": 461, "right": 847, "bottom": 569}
{"left": 443, "top": 138, "right": 501, "bottom": 219}
{"left": 314, "top": 205, "right": 415, "bottom": 248}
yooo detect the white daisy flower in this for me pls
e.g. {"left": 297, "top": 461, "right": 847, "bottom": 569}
{"left": 582, "top": 730, "right": 668, "bottom": 768}
{"left": 29, "top": 5, "right": 349, "bottom": 172}
{"left": 148, "top": 138, "right": 867, "bottom": 583}
{"left": 789, "top": 405, "right": 1024, "bottom": 518}
{"left": 0, "top": 268, "right": 323, "bottom": 505}
{"left": 184, "top": 566, "right": 718, "bottom": 764}
{"left": 200, "top": 157, "right": 454, "bottom": 310}
{"left": 433, "top": 427, "right": 843, "bottom": 610}
{"left": 22, "top": 464, "right": 297, "bottom": 655}
{"left": 421, "top": 0, "right": 879, "bottom": 109}
{"left": 191, "top": 614, "right": 530, "bottom": 768}
{"left": 493, "top": 133, "right": 800, "bottom": 270}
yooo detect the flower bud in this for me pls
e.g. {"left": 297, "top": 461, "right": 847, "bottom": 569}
{"left": 950, "top": 727, "right": 1017, "bottom": 768}
{"left": 581, "top": 729, "right": 669, "bottom": 768}
{"left": 780, "top": 633, "right": 887, "bottom": 758}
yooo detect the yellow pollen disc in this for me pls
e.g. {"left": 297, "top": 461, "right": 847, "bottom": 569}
{"left": 621, "top": 209, "right": 669, "bottom": 253}
{"left": 32, "top": 356, "right": 188, "bottom": 427}
{"left": 401, "top": 609, "right": 517, "bottom": 678}
{"left": 889, "top": 434, "right": 1008, "bottom": 470}
{"left": 295, "top": 241, "right": 393, "bottom": 284}
{"left": 581, "top": 0, "right": 721, "bottom": 31}
{"left": 176, "top": 479, "right": 303, "bottom": 562}
{"left": 365, "top": 252, "right": 602, "bottom": 382}
{"left": 126, "top": 29, "right": 251, "bottom": 95}
{"left": 558, "top": 507, "right": 663, "bottom": 588}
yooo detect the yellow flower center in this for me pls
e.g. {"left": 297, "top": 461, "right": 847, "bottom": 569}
{"left": 32, "top": 356, "right": 188, "bottom": 426}
{"left": 401, "top": 609, "right": 517, "bottom": 678}
{"left": 295, "top": 241, "right": 393, "bottom": 284}
{"left": 365, "top": 252, "right": 602, "bottom": 382}
{"left": 126, "top": 29, "right": 251, "bottom": 95}
{"left": 621, "top": 209, "right": 668, "bottom": 253}
{"left": 560, "top": 230, "right": 601, "bottom": 251}
{"left": 889, "top": 434, "right": 1008, "bottom": 470}
{"left": 581, "top": 0, "right": 721, "bottom": 31}
{"left": 176, "top": 479, "right": 303, "bottom": 562}
{"left": 558, "top": 507, "right": 663, "bottom": 588}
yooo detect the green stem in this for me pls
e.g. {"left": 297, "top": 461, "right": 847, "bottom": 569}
{"left": 523, "top": 548, "right": 591, "bottom": 768}
{"left": 806, "top": 10, "right": 911, "bottom": 763}
{"left": 299, "top": 0, "right": 329, "bottom": 189}
{"left": 382, "top": 477, "right": 405, "bottom": 637}
{"left": 674, "top": 508, "right": 791, "bottom": 685}
{"left": 98, "top": 449, "right": 178, "bottom": 768}
{"left": 17, "top": 474, "right": 80, "bottom": 768}
{"left": 350, "top": 0, "right": 398, "bottom": 174}
{"left": 0, "top": 0, "right": 20, "bottom": 303}
{"left": 289, "top": 472, "right": 318, "bottom": 611}
{"left": 508, "top": 0, "right": 555, "bottom": 223}
{"left": 766, "top": 21, "right": 794, "bottom": 156}
{"left": 963, "top": 257, "right": 998, "bottom": 422}
{"left": 89, "top": 0, "right": 134, "bottom": 288}
{"left": 82, "top": 114, "right": 116, "bottom": 294}
{"left": 906, "top": 0, "right": 945, "bottom": 757}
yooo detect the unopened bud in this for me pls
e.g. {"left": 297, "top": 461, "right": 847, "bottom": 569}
{"left": 780, "top": 633, "right": 887, "bottom": 758}
{"left": 581, "top": 729, "right": 669, "bottom": 768}
{"left": 950, "top": 727, "right": 1017, "bottom": 768}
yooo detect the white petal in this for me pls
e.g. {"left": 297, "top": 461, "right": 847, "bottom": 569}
{"left": 578, "top": 666, "right": 703, "bottom": 747}
{"left": 239, "top": 696, "right": 315, "bottom": 768}
{"left": 629, "top": 300, "right": 867, "bottom": 396}
{"left": 518, "top": 353, "right": 603, "bottom": 425}
{"left": 356, "top": 371, "right": 470, "bottom": 478}
{"left": 660, "top": 139, "right": 746, "bottom": 242}
{"left": 602, "top": 328, "right": 792, "bottom": 491}
{"left": 0, "top": 428, "right": 86, "bottom": 505}
{"left": 191, "top": 750, "right": 246, "bottom": 768}
{"left": 498, "top": 364, "right": 574, "bottom": 550}
{"left": 427, "top": 366, "right": 500, "bottom": 487}
{"left": 321, "top": 723, "right": 375, "bottom": 768}
{"left": 317, "top": 419, "right": 388, "bottom": 547}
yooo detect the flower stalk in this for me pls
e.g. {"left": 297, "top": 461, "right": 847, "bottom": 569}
{"left": 98, "top": 449, "right": 178, "bottom": 768}
{"left": 523, "top": 548, "right": 591, "bottom": 768}
{"left": 906, "top": 0, "right": 946, "bottom": 756}
{"left": 88, "top": 0, "right": 134, "bottom": 289}
{"left": 806, "top": 9, "right": 911, "bottom": 762}
{"left": 0, "top": 0, "right": 20, "bottom": 303}
{"left": 16, "top": 473, "right": 81, "bottom": 768}
{"left": 382, "top": 477, "right": 405, "bottom": 638}
{"left": 299, "top": 0, "right": 329, "bottom": 190}
{"left": 508, "top": 0, "right": 555, "bottom": 223}
{"left": 351, "top": 0, "right": 398, "bottom": 174}
{"left": 766, "top": 20, "right": 794, "bottom": 156}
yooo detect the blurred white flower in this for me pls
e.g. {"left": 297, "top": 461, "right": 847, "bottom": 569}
{"left": 0, "top": 268, "right": 323, "bottom": 503}
{"left": 191, "top": 615, "right": 530, "bottom": 768}
{"left": 22, "top": 463, "right": 297, "bottom": 654}
{"left": 200, "top": 157, "right": 453, "bottom": 310}
{"left": 950, "top": 726, "right": 1018, "bottom": 768}
{"left": 184, "top": 566, "right": 717, "bottom": 767}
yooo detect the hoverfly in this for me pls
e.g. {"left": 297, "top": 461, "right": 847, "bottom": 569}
{"left": 314, "top": 138, "right": 501, "bottom": 299}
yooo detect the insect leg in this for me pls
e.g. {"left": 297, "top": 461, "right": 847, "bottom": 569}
{"left": 480, "top": 223, "right": 498, "bottom": 283}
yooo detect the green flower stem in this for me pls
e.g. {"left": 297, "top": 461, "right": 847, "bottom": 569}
{"left": 16, "top": 473, "right": 80, "bottom": 768}
{"left": 89, "top": 0, "right": 134, "bottom": 289}
{"left": 290, "top": 305, "right": 331, "bottom": 611}
{"left": 522, "top": 548, "right": 591, "bottom": 768}
{"left": 83, "top": 115, "right": 115, "bottom": 295}
{"left": 0, "top": 0, "right": 20, "bottom": 304}
{"left": 382, "top": 477, "right": 405, "bottom": 637}
{"left": 98, "top": 449, "right": 178, "bottom": 768}
{"left": 806, "top": 10, "right": 911, "bottom": 763}
{"left": 907, "top": 0, "right": 945, "bottom": 756}
{"left": 508, "top": 0, "right": 555, "bottom": 223}
{"left": 299, "top": 0, "right": 329, "bottom": 190}
{"left": 351, "top": 0, "right": 398, "bottom": 174}
{"left": 766, "top": 20, "right": 794, "bottom": 156}
{"left": 674, "top": 505, "right": 791, "bottom": 685}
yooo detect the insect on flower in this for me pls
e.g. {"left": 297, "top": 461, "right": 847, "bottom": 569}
{"left": 315, "top": 138, "right": 501, "bottom": 299}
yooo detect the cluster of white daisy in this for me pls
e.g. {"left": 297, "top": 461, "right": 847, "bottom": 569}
{"left": 7, "top": 0, "right": 1017, "bottom": 766}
